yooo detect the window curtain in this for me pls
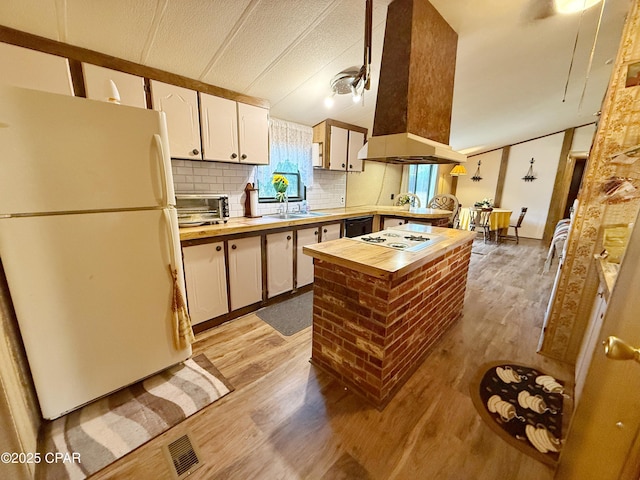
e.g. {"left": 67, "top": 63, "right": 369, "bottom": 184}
{"left": 257, "top": 118, "right": 313, "bottom": 198}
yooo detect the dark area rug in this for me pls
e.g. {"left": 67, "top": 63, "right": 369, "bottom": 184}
{"left": 37, "top": 354, "right": 233, "bottom": 480}
{"left": 256, "top": 291, "right": 313, "bottom": 336}
{"left": 470, "top": 362, "right": 565, "bottom": 466}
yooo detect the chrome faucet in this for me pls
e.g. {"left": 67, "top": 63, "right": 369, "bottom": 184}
{"left": 277, "top": 203, "right": 289, "bottom": 218}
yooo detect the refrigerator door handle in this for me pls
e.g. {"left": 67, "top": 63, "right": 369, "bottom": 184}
{"left": 153, "top": 133, "right": 175, "bottom": 208}
{"left": 163, "top": 208, "right": 180, "bottom": 272}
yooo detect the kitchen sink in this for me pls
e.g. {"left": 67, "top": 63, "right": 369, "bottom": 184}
{"left": 266, "top": 211, "right": 330, "bottom": 219}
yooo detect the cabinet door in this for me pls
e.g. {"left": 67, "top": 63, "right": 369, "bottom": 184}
{"left": 321, "top": 223, "right": 342, "bottom": 242}
{"left": 228, "top": 236, "right": 262, "bottom": 310}
{"left": 347, "top": 130, "right": 365, "bottom": 172}
{"left": 383, "top": 217, "right": 407, "bottom": 229}
{"left": 183, "top": 243, "right": 228, "bottom": 324}
{"left": 82, "top": 63, "right": 146, "bottom": 108}
{"left": 574, "top": 286, "right": 608, "bottom": 405}
{"left": 296, "top": 227, "right": 319, "bottom": 288}
{"left": 267, "top": 231, "right": 294, "bottom": 298}
{"left": 0, "top": 43, "right": 73, "bottom": 95}
{"left": 238, "top": 102, "right": 269, "bottom": 165}
{"left": 150, "top": 80, "right": 201, "bottom": 160}
{"left": 200, "top": 93, "right": 239, "bottom": 162}
{"left": 329, "top": 125, "right": 348, "bottom": 171}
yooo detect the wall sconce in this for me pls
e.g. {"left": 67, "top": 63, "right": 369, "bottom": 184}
{"left": 471, "top": 160, "right": 482, "bottom": 182}
{"left": 522, "top": 158, "right": 537, "bottom": 182}
{"left": 450, "top": 164, "right": 467, "bottom": 176}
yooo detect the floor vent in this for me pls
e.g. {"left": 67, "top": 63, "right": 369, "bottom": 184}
{"left": 163, "top": 433, "right": 203, "bottom": 479}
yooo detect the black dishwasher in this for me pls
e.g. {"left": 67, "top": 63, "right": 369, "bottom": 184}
{"left": 344, "top": 216, "right": 374, "bottom": 237}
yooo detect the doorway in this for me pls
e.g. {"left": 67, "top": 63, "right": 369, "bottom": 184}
{"left": 563, "top": 155, "right": 587, "bottom": 218}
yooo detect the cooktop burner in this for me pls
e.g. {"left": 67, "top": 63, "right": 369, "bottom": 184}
{"left": 388, "top": 242, "right": 410, "bottom": 249}
{"left": 360, "top": 236, "right": 386, "bottom": 243}
{"left": 404, "top": 235, "right": 431, "bottom": 242}
{"left": 350, "top": 228, "right": 444, "bottom": 252}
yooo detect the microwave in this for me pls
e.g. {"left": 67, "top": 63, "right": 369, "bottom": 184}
{"left": 175, "top": 194, "right": 230, "bottom": 226}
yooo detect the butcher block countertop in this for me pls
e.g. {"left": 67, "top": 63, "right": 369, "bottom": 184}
{"left": 178, "top": 205, "right": 452, "bottom": 241}
{"left": 303, "top": 223, "right": 475, "bottom": 281}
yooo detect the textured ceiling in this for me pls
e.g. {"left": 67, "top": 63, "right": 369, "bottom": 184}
{"left": 0, "top": 0, "right": 632, "bottom": 153}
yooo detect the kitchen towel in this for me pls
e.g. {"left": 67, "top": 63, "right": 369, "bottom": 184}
{"left": 36, "top": 354, "right": 233, "bottom": 480}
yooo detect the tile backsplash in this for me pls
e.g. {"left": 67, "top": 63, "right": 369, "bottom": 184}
{"left": 171, "top": 160, "right": 347, "bottom": 217}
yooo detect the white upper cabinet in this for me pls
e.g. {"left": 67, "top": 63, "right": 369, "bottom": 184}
{"left": 313, "top": 120, "right": 367, "bottom": 172}
{"left": 200, "top": 93, "right": 238, "bottom": 162}
{"left": 82, "top": 64, "right": 146, "bottom": 108}
{"left": 237, "top": 102, "right": 269, "bottom": 165}
{"left": 150, "top": 80, "right": 202, "bottom": 160}
{"left": 200, "top": 92, "right": 269, "bottom": 165}
{"left": 347, "top": 130, "right": 365, "bottom": 172}
{"left": 329, "top": 125, "right": 349, "bottom": 171}
{"left": 0, "top": 43, "right": 73, "bottom": 95}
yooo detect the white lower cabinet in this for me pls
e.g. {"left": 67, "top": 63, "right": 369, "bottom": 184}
{"left": 321, "top": 223, "right": 342, "bottom": 242}
{"left": 575, "top": 284, "right": 608, "bottom": 405}
{"left": 267, "top": 231, "right": 294, "bottom": 298}
{"left": 228, "top": 236, "right": 263, "bottom": 310}
{"left": 382, "top": 217, "right": 408, "bottom": 229}
{"left": 296, "top": 227, "right": 320, "bottom": 288}
{"left": 182, "top": 242, "right": 228, "bottom": 325}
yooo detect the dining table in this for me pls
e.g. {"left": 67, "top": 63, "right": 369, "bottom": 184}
{"left": 458, "top": 207, "right": 513, "bottom": 240}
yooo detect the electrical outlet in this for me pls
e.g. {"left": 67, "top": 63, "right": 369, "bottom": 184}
{"left": 340, "top": 195, "right": 345, "bottom": 205}
{"left": 390, "top": 193, "right": 395, "bottom": 200}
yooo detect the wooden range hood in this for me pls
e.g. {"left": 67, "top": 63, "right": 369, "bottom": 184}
{"left": 358, "top": 0, "right": 467, "bottom": 165}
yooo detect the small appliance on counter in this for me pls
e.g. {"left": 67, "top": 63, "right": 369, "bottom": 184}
{"left": 175, "top": 193, "right": 229, "bottom": 226}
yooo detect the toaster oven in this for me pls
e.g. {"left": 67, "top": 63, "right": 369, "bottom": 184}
{"left": 175, "top": 194, "right": 230, "bottom": 226}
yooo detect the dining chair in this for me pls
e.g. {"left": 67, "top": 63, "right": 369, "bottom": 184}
{"left": 427, "top": 194, "right": 460, "bottom": 228}
{"left": 469, "top": 207, "right": 493, "bottom": 243}
{"left": 502, "top": 207, "right": 528, "bottom": 244}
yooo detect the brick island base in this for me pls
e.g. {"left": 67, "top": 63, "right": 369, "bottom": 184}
{"left": 310, "top": 240, "right": 473, "bottom": 409}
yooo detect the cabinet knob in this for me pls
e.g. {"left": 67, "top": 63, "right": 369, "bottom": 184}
{"left": 231, "top": 153, "right": 238, "bottom": 159}
{"left": 342, "top": 163, "right": 346, "bottom": 168}
{"left": 286, "top": 235, "right": 291, "bottom": 240}
{"left": 231, "top": 244, "right": 237, "bottom": 250}
{"left": 314, "top": 230, "right": 318, "bottom": 235}
{"left": 216, "top": 246, "right": 222, "bottom": 252}
{"left": 241, "top": 154, "right": 247, "bottom": 160}
{"left": 323, "top": 229, "right": 328, "bottom": 233}
{"left": 349, "top": 164, "right": 353, "bottom": 169}
{"left": 191, "top": 149, "right": 200, "bottom": 155}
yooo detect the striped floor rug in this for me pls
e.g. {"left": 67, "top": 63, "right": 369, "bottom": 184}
{"left": 37, "top": 354, "right": 232, "bottom": 480}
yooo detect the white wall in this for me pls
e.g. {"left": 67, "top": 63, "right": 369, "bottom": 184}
{"left": 171, "top": 160, "right": 347, "bottom": 217}
{"left": 501, "top": 133, "right": 565, "bottom": 239}
{"left": 345, "top": 161, "right": 403, "bottom": 206}
{"left": 571, "top": 124, "right": 596, "bottom": 152}
{"left": 455, "top": 149, "right": 503, "bottom": 208}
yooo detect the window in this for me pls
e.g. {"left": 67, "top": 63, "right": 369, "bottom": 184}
{"left": 258, "top": 169, "right": 306, "bottom": 203}
{"left": 408, "top": 164, "right": 437, "bottom": 204}
{"left": 257, "top": 118, "right": 313, "bottom": 203}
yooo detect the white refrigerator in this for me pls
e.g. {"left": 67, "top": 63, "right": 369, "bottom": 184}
{"left": 0, "top": 85, "right": 192, "bottom": 420}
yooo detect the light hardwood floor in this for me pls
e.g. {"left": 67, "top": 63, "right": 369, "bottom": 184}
{"left": 93, "top": 238, "right": 574, "bottom": 480}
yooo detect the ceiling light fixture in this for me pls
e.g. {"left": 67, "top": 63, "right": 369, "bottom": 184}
{"left": 554, "top": 0, "right": 601, "bottom": 14}
{"left": 324, "top": 0, "right": 372, "bottom": 107}
{"left": 450, "top": 164, "right": 467, "bottom": 176}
